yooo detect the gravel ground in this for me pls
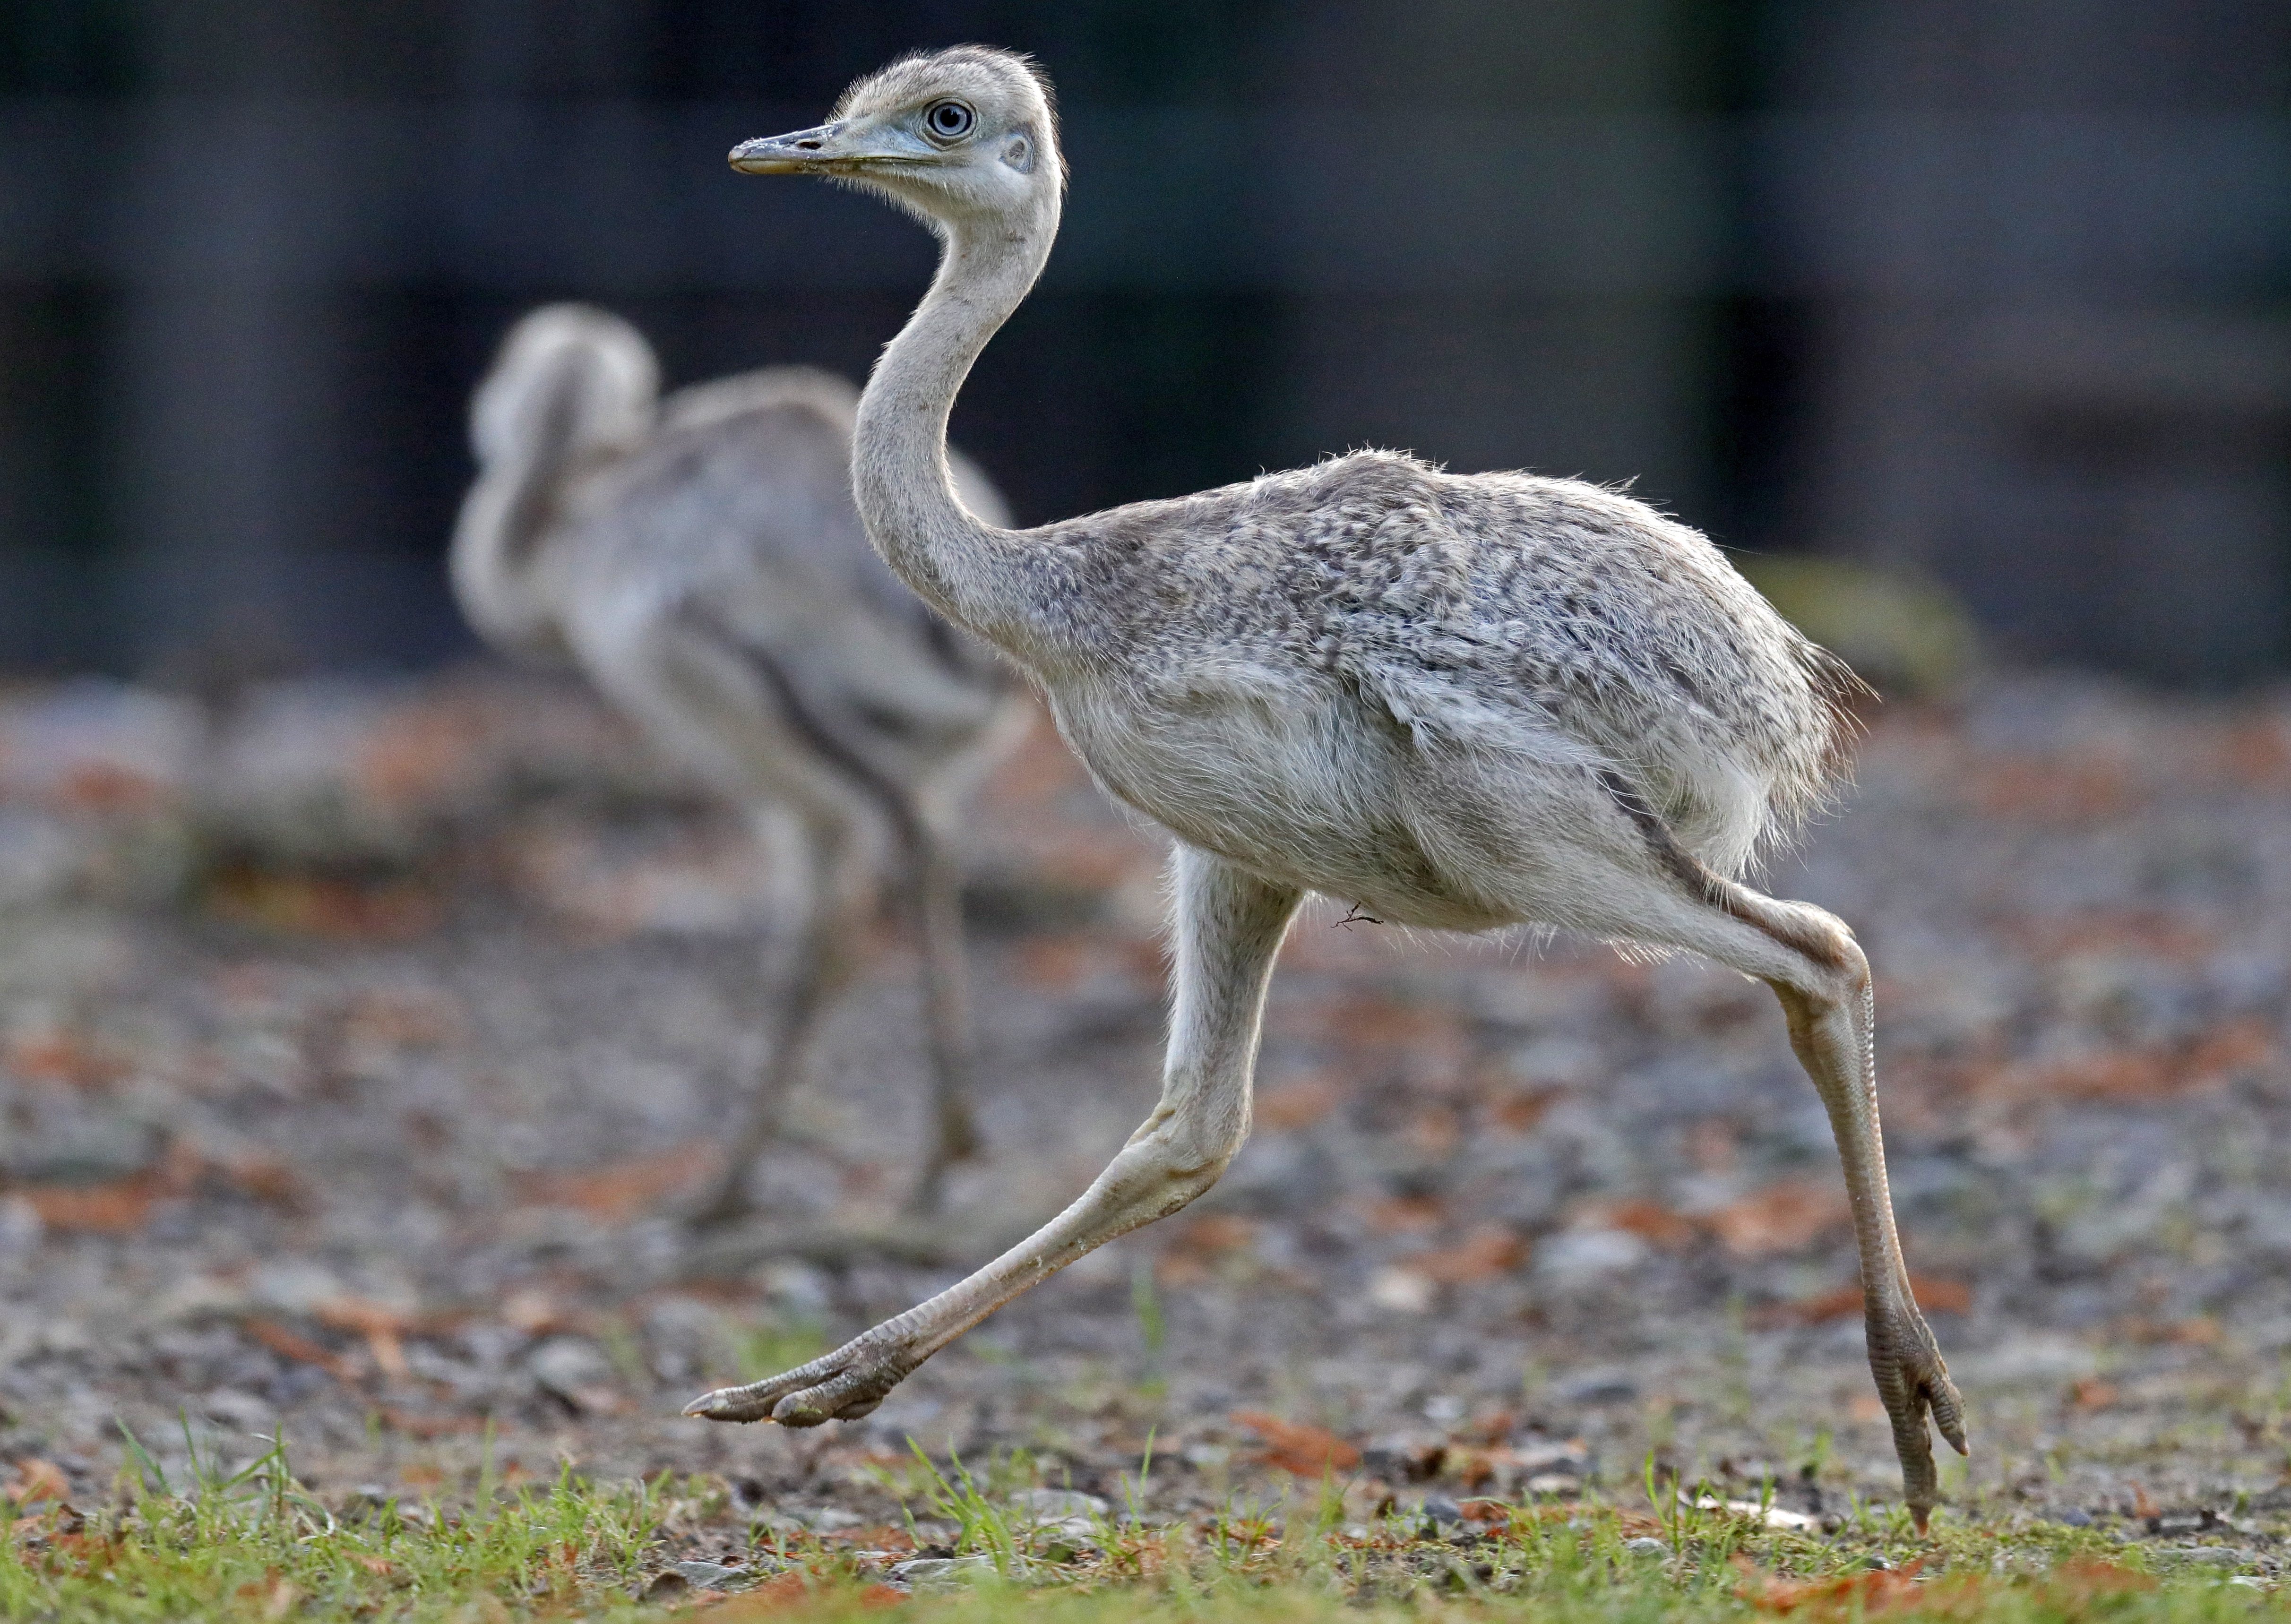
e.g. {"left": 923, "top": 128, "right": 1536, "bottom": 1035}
{"left": 4, "top": 665, "right": 2291, "bottom": 1546}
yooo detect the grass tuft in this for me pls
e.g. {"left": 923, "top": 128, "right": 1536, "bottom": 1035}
{"left": 1, "top": 1432, "right": 2282, "bottom": 1621}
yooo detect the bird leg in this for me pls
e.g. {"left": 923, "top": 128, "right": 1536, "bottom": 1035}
{"left": 900, "top": 816, "right": 984, "bottom": 1218}
{"left": 686, "top": 808, "right": 870, "bottom": 1229}
{"left": 1757, "top": 914, "right": 1966, "bottom": 1533}
{"left": 686, "top": 847, "right": 1301, "bottom": 1426}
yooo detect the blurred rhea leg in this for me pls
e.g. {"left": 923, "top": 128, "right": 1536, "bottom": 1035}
{"left": 685, "top": 845, "right": 1301, "bottom": 1424}
{"left": 900, "top": 809, "right": 985, "bottom": 1218}
{"left": 688, "top": 800, "right": 873, "bottom": 1227}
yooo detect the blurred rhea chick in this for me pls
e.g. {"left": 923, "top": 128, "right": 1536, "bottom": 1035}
{"left": 451, "top": 304, "right": 1029, "bottom": 1221}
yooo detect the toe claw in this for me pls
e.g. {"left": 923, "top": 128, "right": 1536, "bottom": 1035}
{"left": 684, "top": 1335, "right": 913, "bottom": 1428}
{"left": 683, "top": 1383, "right": 778, "bottom": 1423}
{"left": 1929, "top": 1375, "right": 1969, "bottom": 1456}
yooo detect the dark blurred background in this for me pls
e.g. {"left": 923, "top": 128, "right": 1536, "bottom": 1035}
{"left": 0, "top": 0, "right": 2284, "bottom": 684}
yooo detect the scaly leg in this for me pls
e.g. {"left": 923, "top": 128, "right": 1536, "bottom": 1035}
{"left": 900, "top": 811, "right": 984, "bottom": 1218}
{"left": 1527, "top": 770, "right": 1966, "bottom": 1531}
{"left": 1755, "top": 922, "right": 1966, "bottom": 1531}
{"left": 686, "top": 845, "right": 1301, "bottom": 1424}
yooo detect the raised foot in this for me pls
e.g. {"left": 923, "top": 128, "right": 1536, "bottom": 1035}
{"left": 1869, "top": 1303, "right": 1968, "bottom": 1535}
{"left": 683, "top": 1333, "right": 916, "bottom": 1426}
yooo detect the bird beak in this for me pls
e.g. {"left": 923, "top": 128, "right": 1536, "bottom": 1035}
{"left": 730, "top": 122, "right": 864, "bottom": 175}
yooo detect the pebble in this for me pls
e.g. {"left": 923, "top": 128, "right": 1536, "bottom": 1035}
{"left": 668, "top": 1560, "right": 748, "bottom": 1589}
{"left": 889, "top": 1556, "right": 1000, "bottom": 1593}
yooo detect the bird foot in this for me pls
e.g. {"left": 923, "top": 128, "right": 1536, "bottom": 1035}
{"left": 684, "top": 1331, "right": 918, "bottom": 1426}
{"left": 1868, "top": 1300, "right": 1967, "bottom": 1535}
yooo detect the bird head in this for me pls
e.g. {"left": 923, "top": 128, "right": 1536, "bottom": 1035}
{"left": 729, "top": 46, "right": 1062, "bottom": 227}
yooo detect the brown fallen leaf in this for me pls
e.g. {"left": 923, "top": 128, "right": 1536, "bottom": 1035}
{"left": 1360, "top": 1194, "right": 1446, "bottom": 1234}
{"left": 4, "top": 1459, "right": 69, "bottom": 1504}
{"left": 2045, "top": 1559, "right": 2157, "bottom": 1601}
{"left": 509, "top": 1141, "right": 722, "bottom": 1224}
{"left": 3, "top": 1029, "right": 130, "bottom": 1090}
{"left": 379, "top": 1409, "right": 481, "bottom": 1440}
{"left": 55, "top": 760, "right": 171, "bottom": 816}
{"left": 207, "top": 868, "right": 443, "bottom": 943}
{"left": 1232, "top": 1410, "right": 1361, "bottom": 1477}
{"left": 351, "top": 698, "right": 491, "bottom": 816}
{"left": 245, "top": 1319, "right": 359, "bottom": 1384}
{"left": 1706, "top": 1180, "right": 1849, "bottom": 1259}
{"left": 1155, "top": 1213, "right": 1259, "bottom": 1286}
{"left": 1751, "top": 1272, "right": 1972, "bottom": 1328}
{"left": 1968, "top": 754, "right": 2136, "bottom": 825}
{"left": 1254, "top": 1073, "right": 1345, "bottom": 1131}
{"left": 231, "top": 1578, "right": 301, "bottom": 1622}
{"left": 1599, "top": 1198, "right": 1699, "bottom": 1251}
{"left": 14, "top": 1176, "right": 161, "bottom": 1235}
{"left": 1404, "top": 1224, "right": 1528, "bottom": 1285}
{"left": 1738, "top": 1556, "right": 1926, "bottom": 1616}
{"left": 202, "top": 1145, "right": 313, "bottom": 1213}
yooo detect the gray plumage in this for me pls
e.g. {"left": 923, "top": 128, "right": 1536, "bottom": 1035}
{"left": 686, "top": 47, "right": 1964, "bottom": 1529}
{"left": 451, "top": 303, "right": 1027, "bottom": 1220}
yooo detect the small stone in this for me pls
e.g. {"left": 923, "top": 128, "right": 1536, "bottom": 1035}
{"left": 1861, "top": 1554, "right": 1895, "bottom": 1571}
{"left": 2154, "top": 1547, "right": 2256, "bottom": 1569}
{"left": 526, "top": 1336, "right": 622, "bottom": 1413}
{"left": 1367, "top": 1266, "right": 1437, "bottom": 1315}
{"left": 2044, "top": 1506, "right": 2094, "bottom": 1528}
{"left": 888, "top": 1556, "right": 998, "bottom": 1593}
{"left": 1622, "top": 1537, "right": 1671, "bottom": 1558}
{"left": 1550, "top": 1367, "right": 1638, "bottom": 1406}
{"left": 1008, "top": 1487, "right": 1108, "bottom": 1522}
{"left": 670, "top": 1560, "right": 747, "bottom": 1588}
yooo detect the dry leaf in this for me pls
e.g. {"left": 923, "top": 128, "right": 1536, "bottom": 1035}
{"left": 1753, "top": 1272, "right": 1971, "bottom": 1328}
{"left": 1361, "top": 1194, "right": 1446, "bottom": 1234}
{"left": 509, "top": 1141, "right": 722, "bottom": 1223}
{"left": 1255, "top": 1074, "right": 1344, "bottom": 1131}
{"left": 1739, "top": 1555, "right": 1925, "bottom": 1615}
{"left": 246, "top": 1319, "right": 359, "bottom": 1384}
{"left": 15, "top": 1176, "right": 160, "bottom": 1235}
{"left": 2045, "top": 1559, "right": 2156, "bottom": 1601}
{"left": 1232, "top": 1410, "right": 1361, "bottom": 1476}
{"left": 380, "top": 1408, "right": 481, "bottom": 1439}
{"left": 56, "top": 761, "right": 170, "bottom": 816}
{"left": 1404, "top": 1225, "right": 1528, "bottom": 1285}
{"left": 352, "top": 700, "right": 491, "bottom": 815}
{"left": 1599, "top": 1199, "right": 1699, "bottom": 1251}
{"left": 5, "top": 1459, "right": 68, "bottom": 1504}
{"left": 3, "top": 1029, "right": 129, "bottom": 1089}
{"left": 1706, "top": 1180, "right": 1849, "bottom": 1258}
{"left": 1969, "top": 755, "right": 2136, "bottom": 824}
{"left": 208, "top": 868, "right": 443, "bottom": 943}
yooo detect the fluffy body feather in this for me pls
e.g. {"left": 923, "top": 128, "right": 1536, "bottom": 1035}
{"left": 1008, "top": 452, "right": 1858, "bottom": 928}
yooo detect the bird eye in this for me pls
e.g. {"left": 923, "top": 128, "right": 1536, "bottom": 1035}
{"left": 922, "top": 100, "right": 975, "bottom": 142}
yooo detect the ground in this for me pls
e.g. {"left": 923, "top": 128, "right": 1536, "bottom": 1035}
{"left": 2, "top": 665, "right": 2291, "bottom": 1615}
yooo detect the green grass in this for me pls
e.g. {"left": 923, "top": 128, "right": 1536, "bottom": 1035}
{"left": 2, "top": 1429, "right": 2284, "bottom": 1621}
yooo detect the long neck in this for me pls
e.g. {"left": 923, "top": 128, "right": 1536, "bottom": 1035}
{"left": 853, "top": 188, "right": 1060, "bottom": 651}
